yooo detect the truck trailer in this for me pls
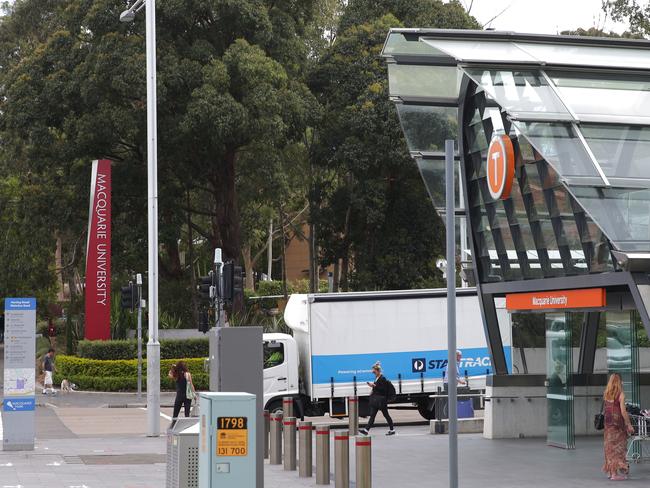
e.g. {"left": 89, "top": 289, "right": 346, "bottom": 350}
{"left": 262, "top": 288, "right": 512, "bottom": 420}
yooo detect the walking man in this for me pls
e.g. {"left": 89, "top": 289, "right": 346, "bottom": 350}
{"left": 43, "top": 348, "right": 56, "bottom": 395}
{"left": 359, "top": 362, "right": 395, "bottom": 436}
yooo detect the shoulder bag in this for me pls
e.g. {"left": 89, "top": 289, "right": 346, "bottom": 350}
{"left": 185, "top": 372, "right": 196, "bottom": 401}
{"left": 594, "top": 401, "right": 605, "bottom": 430}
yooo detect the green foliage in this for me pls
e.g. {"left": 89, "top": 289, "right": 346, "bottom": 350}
{"left": 53, "top": 355, "right": 208, "bottom": 391}
{"left": 77, "top": 338, "right": 209, "bottom": 360}
{"left": 603, "top": 1, "right": 650, "bottom": 37}
{"left": 309, "top": 1, "right": 478, "bottom": 290}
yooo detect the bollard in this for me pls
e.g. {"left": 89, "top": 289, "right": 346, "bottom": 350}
{"left": 264, "top": 410, "right": 270, "bottom": 459}
{"left": 283, "top": 416, "right": 297, "bottom": 471}
{"left": 334, "top": 429, "right": 350, "bottom": 488}
{"left": 283, "top": 396, "right": 294, "bottom": 418}
{"left": 270, "top": 412, "right": 283, "bottom": 465}
{"left": 355, "top": 436, "right": 371, "bottom": 488}
{"left": 316, "top": 425, "right": 331, "bottom": 485}
{"left": 299, "top": 420, "right": 313, "bottom": 477}
{"left": 348, "top": 397, "right": 359, "bottom": 435}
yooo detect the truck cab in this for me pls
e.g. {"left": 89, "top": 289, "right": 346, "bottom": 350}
{"left": 262, "top": 333, "right": 300, "bottom": 413}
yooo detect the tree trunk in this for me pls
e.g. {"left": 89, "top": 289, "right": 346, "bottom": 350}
{"left": 242, "top": 244, "right": 255, "bottom": 291}
{"left": 186, "top": 190, "right": 199, "bottom": 326}
{"left": 211, "top": 148, "right": 242, "bottom": 263}
{"left": 332, "top": 259, "right": 340, "bottom": 292}
{"left": 279, "top": 207, "right": 288, "bottom": 299}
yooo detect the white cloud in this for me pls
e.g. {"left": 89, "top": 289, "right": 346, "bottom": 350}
{"left": 462, "top": 0, "right": 628, "bottom": 35}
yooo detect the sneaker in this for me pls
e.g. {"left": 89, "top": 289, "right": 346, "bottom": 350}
{"left": 611, "top": 474, "right": 626, "bottom": 481}
{"left": 386, "top": 430, "right": 396, "bottom": 436}
{"left": 359, "top": 428, "right": 369, "bottom": 435}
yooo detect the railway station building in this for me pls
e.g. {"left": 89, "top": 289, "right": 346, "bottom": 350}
{"left": 383, "top": 29, "right": 650, "bottom": 448}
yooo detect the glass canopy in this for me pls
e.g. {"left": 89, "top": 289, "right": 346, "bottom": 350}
{"left": 383, "top": 29, "right": 650, "bottom": 252}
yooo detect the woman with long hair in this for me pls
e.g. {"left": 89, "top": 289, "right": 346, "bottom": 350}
{"left": 602, "top": 373, "right": 634, "bottom": 480}
{"left": 169, "top": 361, "right": 195, "bottom": 427}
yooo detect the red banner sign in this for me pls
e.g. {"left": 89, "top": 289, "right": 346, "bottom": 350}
{"left": 506, "top": 288, "right": 606, "bottom": 311}
{"left": 85, "top": 159, "right": 112, "bottom": 340}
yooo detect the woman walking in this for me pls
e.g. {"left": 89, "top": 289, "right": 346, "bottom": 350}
{"left": 169, "top": 361, "right": 196, "bottom": 427}
{"left": 602, "top": 373, "right": 634, "bottom": 481}
{"left": 359, "top": 362, "right": 395, "bottom": 436}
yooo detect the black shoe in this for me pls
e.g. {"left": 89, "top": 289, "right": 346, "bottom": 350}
{"left": 386, "top": 429, "right": 396, "bottom": 436}
{"left": 359, "top": 428, "right": 369, "bottom": 435}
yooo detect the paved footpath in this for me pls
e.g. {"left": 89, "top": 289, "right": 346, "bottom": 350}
{"left": 265, "top": 426, "right": 650, "bottom": 488}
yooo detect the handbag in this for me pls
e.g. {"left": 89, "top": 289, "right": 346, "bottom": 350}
{"left": 185, "top": 372, "right": 196, "bottom": 401}
{"left": 594, "top": 401, "right": 605, "bottom": 430}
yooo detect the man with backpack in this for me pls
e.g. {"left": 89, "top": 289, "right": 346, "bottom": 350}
{"left": 359, "top": 361, "right": 396, "bottom": 436}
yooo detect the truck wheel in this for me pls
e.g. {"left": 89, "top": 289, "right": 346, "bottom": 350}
{"left": 266, "top": 400, "right": 283, "bottom": 415}
{"left": 417, "top": 399, "right": 436, "bottom": 420}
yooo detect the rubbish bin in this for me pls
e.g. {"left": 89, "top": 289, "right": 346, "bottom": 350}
{"left": 167, "top": 418, "right": 200, "bottom": 488}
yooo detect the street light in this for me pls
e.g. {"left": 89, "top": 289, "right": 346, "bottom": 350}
{"left": 120, "top": 0, "right": 161, "bottom": 438}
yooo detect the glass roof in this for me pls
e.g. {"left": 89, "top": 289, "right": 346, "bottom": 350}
{"left": 420, "top": 39, "right": 650, "bottom": 71}
{"left": 383, "top": 29, "right": 650, "bottom": 252}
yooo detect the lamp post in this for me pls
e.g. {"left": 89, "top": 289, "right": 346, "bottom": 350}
{"left": 120, "top": 0, "right": 160, "bottom": 437}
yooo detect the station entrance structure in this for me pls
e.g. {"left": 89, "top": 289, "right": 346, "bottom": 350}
{"left": 383, "top": 29, "right": 650, "bottom": 449}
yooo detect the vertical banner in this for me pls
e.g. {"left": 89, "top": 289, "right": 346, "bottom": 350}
{"left": 3, "top": 298, "right": 36, "bottom": 451}
{"left": 85, "top": 159, "right": 112, "bottom": 340}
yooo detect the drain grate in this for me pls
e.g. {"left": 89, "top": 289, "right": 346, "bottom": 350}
{"left": 63, "top": 455, "right": 84, "bottom": 464}
{"left": 79, "top": 454, "right": 167, "bottom": 465}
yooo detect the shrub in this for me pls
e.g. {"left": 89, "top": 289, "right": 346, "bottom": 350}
{"left": 54, "top": 355, "right": 208, "bottom": 392}
{"left": 77, "top": 338, "right": 209, "bottom": 360}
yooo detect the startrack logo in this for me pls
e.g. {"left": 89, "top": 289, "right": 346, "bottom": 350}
{"left": 411, "top": 356, "right": 492, "bottom": 371}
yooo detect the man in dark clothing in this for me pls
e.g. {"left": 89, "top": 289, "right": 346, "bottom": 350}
{"left": 43, "top": 348, "right": 56, "bottom": 395}
{"left": 359, "top": 362, "right": 395, "bottom": 436}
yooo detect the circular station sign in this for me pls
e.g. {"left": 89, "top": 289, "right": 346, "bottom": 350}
{"left": 486, "top": 134, "right": 515, "bottom": 200}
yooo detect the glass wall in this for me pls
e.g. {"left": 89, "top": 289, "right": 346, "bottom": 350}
{"left": 546, "top": 312, "right": 575, "bottom": 449}
{"left": 462, "top": 86, "right": 615, "bottom": 284}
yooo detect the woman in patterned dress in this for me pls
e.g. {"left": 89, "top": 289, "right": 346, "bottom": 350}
{"left": 602, "top": 373, "right": 634, "bottom": 481}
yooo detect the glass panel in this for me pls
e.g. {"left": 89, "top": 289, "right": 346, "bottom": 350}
{"left": 546, "top": 312, "right": 575, "bottom": 449}
{"left": 606, "top": 311, "right": 640, "bottom": 459}
{"left": 513, "top": 122, "right": 600, "bottom": 180}
{"left": 581, "top": 124, "right": 650, "bottom": 185}
{"left": 463, "top": 68, "right": 570, "bottom": 119}
{"left": 396, "top": 105, "right": 458, "bottom": 152}
{"left": 422, "top": 39, "right": 537, "bottom": 64}
{"left": 569, "top": 186, "right": 650, "bottom": 251}
{"left": 388, "top": 64, "right": 460, "bottom": 99}
{"left": 549, "top": 72, "right": 650, "bottom": 124}
{"left": 517, "top": 42, "right": 650, "bottom": 71}
{"left": 415, "top": 158, "right": 462, "bottom": 210}
{"left": 383, "top": 33, "right": 449, "bottom": 57}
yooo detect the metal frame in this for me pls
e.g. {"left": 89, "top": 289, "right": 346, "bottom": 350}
{"left": 458, "top": 75, "right": 508, "bottom": 375}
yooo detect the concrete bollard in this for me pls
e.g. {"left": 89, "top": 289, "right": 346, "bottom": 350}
{"left": 355, "top": 436, "right": 371, "bottom": 488}
{"left": 316, "top": 425, "right": 331, "bottom": 485}
{"left": 270, "top": 412, "right": 283, "bottom": 465}
{"left": 334, "top": 429, "right": 350, "bottom": 488}
{"left": 264, "top": 409, "right": 270, "bottom": 459}
{"left": 283, "top": 396, "right": 294, "bottom": 418}
{"left": 348, "top": 397, "right": 359, "bottom": 435}
{"left": 283, "top": 416, "right": 297, "bottom": 471}
{"left": 299, "top": 420, "right": 313, "bottom": 477}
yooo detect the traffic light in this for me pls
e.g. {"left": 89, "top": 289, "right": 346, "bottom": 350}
{"left": 222, "top": 262, "right": 244, "bottom": 303}
{"left": 198, "top": 272, "right": 214, "bottom": 302}
{"left": 120, "top": 282, "right": 135, "bottom": 312}
{"left": 198, "top": 309, "right": 210, "bottom": 334}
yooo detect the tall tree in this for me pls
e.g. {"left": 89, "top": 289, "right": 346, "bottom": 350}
{"left": 310, "top": 1, "right": 478, "bottom": 291}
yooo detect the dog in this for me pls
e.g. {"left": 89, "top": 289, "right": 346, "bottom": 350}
{"left": 60, "top": 379, "right": 77, "bottom": 393}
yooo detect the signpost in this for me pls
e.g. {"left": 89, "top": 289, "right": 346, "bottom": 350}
{"left": 2, "top": 298, "right": 36, "bottom": 451}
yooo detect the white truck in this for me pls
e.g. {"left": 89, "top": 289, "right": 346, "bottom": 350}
{"left": 262, "top": 288, "right": 512, "bottom": 420}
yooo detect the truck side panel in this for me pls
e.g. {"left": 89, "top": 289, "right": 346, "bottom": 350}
{"left": 308, "top": 294, "right": 512, "bottom": 400}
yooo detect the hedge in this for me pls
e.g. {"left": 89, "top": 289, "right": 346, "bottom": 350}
{"left": 77, "top": 338, "right": 209, "bottom": 360}
{"left": 53, "top": 355, "right": 208, "bottom": 392}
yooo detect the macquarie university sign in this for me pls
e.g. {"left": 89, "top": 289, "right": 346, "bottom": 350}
{"left": 85, "top": 159, "right": 112, "bottom": 340}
